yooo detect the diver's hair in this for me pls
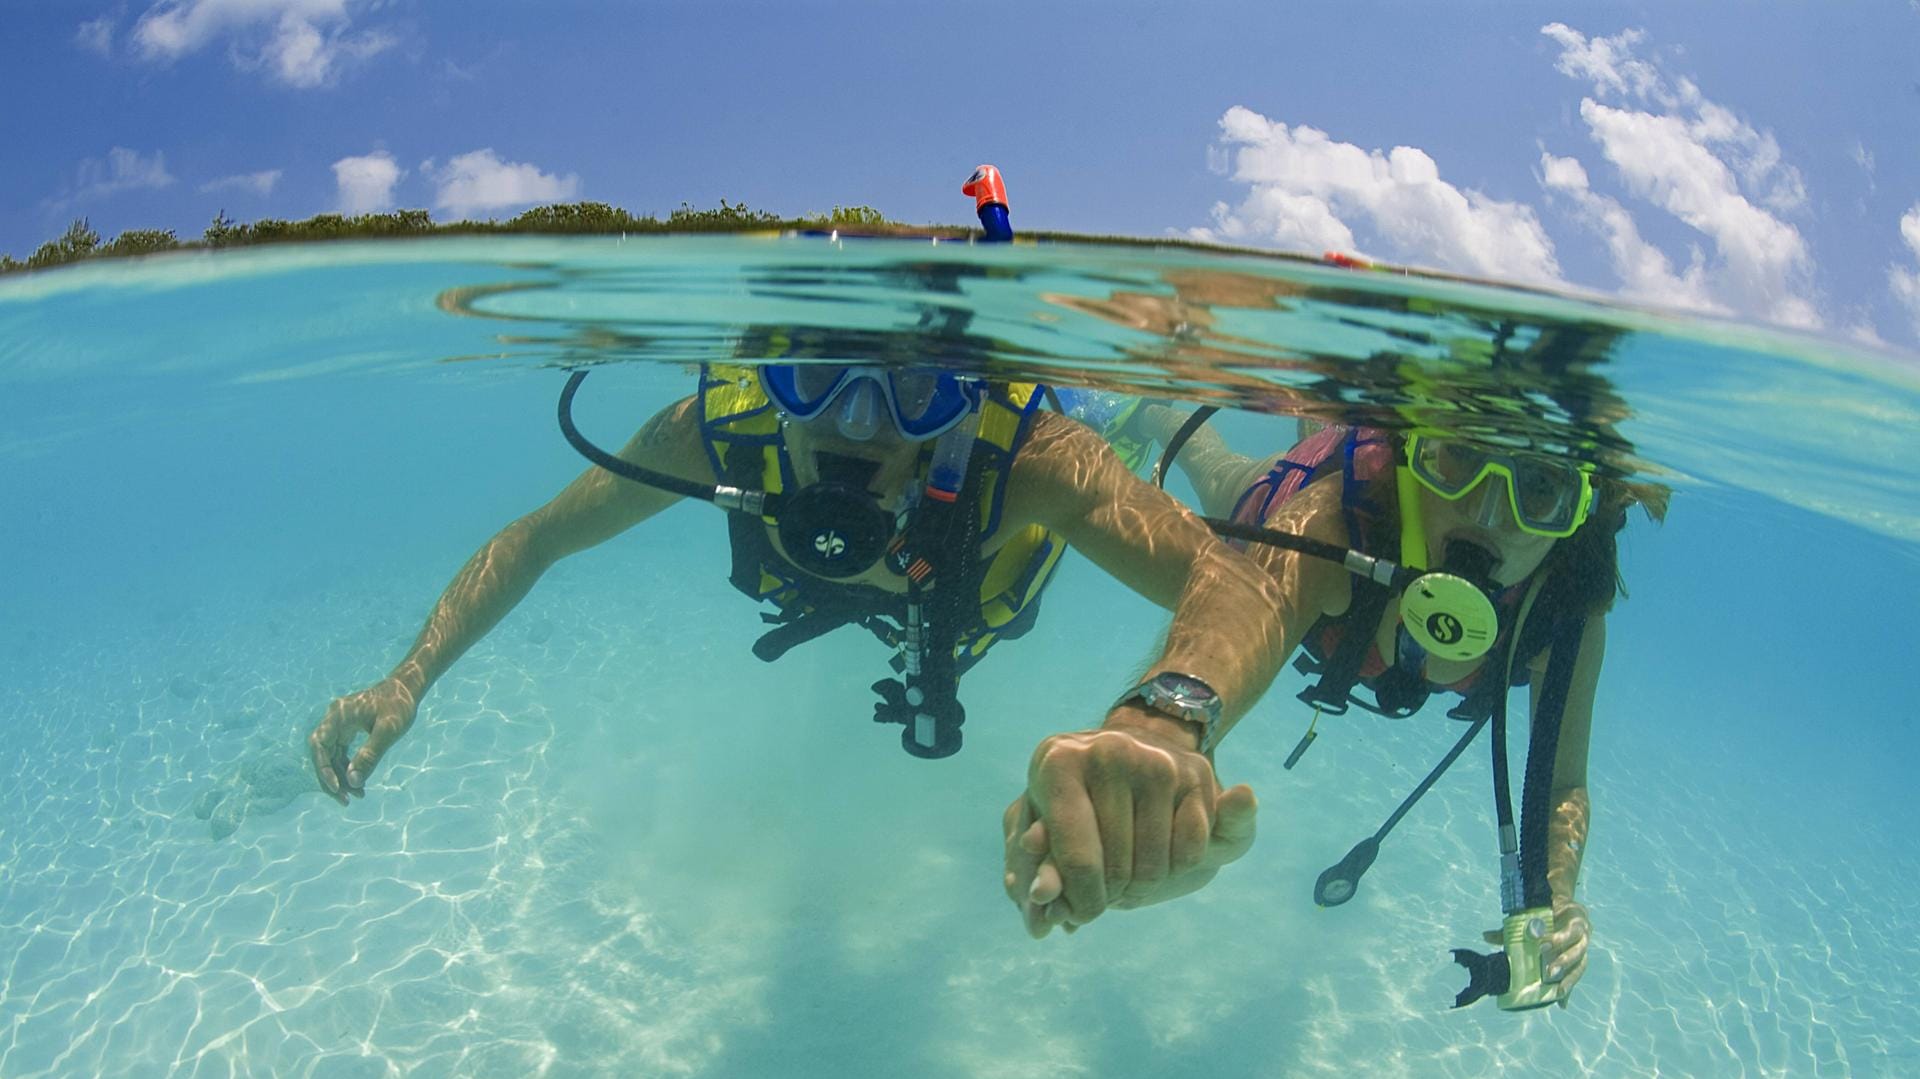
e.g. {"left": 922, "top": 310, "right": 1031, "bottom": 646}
{"left": 1532, "top": 477, "right": 1668, "bottom": 617}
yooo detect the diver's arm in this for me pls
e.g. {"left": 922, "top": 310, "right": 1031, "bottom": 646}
{"left": 314, "top": 394, "right": 713, "bottom": 801}
{"left": 1535, "top": 613, "right": 1603, "bottom": 902}
{"left": 1546, "top": 787, "right": 1592, "bottom": 908}
{"left": 386, "top": 395, "right": 712, "bottom": 701}
{"left": 1001, "top": 413, "right": 1344, "bottom": 932}
{"left": 1006, "top": 411, "right": 1324, "bottom": 736}
{"left": 1136, "top": 403, "right": 1268, "bottom": 518}
{"left": 1529, "top": 612, "right": 1605, "bottom": 995}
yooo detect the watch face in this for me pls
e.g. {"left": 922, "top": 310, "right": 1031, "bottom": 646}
{"left": 1156, "top": 672, "right": 1216, "bottom": 702}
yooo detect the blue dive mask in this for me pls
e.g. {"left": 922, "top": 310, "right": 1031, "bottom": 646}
{"left": 761, "top": 364, "right": 981, "bottom": 442}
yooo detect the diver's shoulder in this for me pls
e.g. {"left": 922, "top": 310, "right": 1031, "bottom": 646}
{"left": 1006, "top": 409, "right": 1129, "bottom": 488}
{"left": 1015, "top": 407, "right": 1111, "bottom": 460}
{"left": 618, "top": 393, "right": 713, "bottom": 476}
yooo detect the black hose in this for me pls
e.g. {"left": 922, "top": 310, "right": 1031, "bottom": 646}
{"left": 1153, "top": 405, "right": 1220, "bottom": 489}
{"left": 1491, "top": 683, "right": 1517, "bottom": 843}
{"left": 1313, "top": 714, "right": 1488, "bottom": 906}
{"left": 1152, "top": 407, "right": 1417, "bottom": 589}
{"left": 1519, "top": 618, "right": 1585, "bottom": 910}
{"left": 1197, "top": 516, "right": 1414, "bottom": 589}
{"left": 557, "top": 369, "right": 733, "bottom": 505}
{"left": 1380, "top": 714, "right": 1489, "bottom": 838}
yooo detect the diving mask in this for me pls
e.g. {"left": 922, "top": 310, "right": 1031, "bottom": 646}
{"left": 1406, "top": 435, "right": 1595, "bottom": 539}
{"left": 762, "top": 364, "right": 982, "bottom": 442}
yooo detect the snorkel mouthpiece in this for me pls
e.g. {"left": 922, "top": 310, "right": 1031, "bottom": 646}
{"left": 1399, "top": 540, "right": 1500, "bottom": 662}
{"left": 1440, "top": 538, "right": 1498, "bottom": 588}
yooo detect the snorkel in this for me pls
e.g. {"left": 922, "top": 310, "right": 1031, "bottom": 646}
{"left": 887, "top": 168, "right": 1013, "bottom": 756}
{"left": 964, "top": 165, "right": 1012, "bottom": 242}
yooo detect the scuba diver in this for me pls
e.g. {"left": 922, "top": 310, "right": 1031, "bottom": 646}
{"left": 306, "top": 353, "right": 1291, "bottom": 934}
{"left": 1093, "top": 402, "right": 1662, "bottom": 1010}
{"left": 307, "top": 168, "right": 1293, "bottom": 939}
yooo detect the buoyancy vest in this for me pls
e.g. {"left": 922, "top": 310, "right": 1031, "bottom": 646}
{"left": 696, "top": 363, "right": 1066, "bottom": 674}
{"left": 1046, "top": 387, "right": 1155, "bottom": 475}
{"left": 1231, "top": 425, "right": 1560, "bottom": 721}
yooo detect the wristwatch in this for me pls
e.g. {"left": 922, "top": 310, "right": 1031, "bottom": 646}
{"left": 1112, "top": 672, "right": 1223, "bottom": 754}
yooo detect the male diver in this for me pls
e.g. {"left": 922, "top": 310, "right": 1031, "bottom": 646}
{"left": 308, "top": 358, "right": 1290, "bottom": 935}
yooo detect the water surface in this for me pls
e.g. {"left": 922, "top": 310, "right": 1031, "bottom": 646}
{"left": 2, "top": 236, "right": 1916, "bottom": 1077}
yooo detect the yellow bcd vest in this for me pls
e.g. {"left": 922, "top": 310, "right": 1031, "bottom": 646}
{"left": 697, "top": 363, "right": 1066, "bottom": 669}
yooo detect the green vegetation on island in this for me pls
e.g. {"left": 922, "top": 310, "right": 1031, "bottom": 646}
{"left": 0, "top": 201, "right": 915, "bottom": 275}
{"left": 2, "top": 199, "right": 1512, "bottom": 295}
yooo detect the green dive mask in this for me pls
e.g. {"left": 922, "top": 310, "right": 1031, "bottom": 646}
{"left": 1405, "top": 434, "right": 1595, "bottom": 539}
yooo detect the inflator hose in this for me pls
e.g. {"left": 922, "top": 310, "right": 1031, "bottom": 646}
{"left": 558, "top": 369, "right": 753, "bottom": 507}
{"left": 1518, "top": 617, "right": 1585, "bottom": 911}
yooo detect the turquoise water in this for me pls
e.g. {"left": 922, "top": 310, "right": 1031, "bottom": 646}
{"left": 2, "top": 236, "right": 1917, "bottom": 1077}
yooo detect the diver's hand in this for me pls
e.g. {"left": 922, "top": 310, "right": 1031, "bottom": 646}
{"left": 1002, "top": 719, "right": 1257, "bottom": 938}
{"left": 1480, "top": 898, "right": 1591, "bottom": 1007}
{"left": 1003, "top": 787, "right": 1257, "bottom": 937}
{"left": 308, "top": 678, "right": 419, "bottom": 805}
{"left": 1541, "top": 899, "right": 1591, "bottom": 1004}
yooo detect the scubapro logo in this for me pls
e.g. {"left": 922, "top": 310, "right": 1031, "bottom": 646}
{"left": 813, "top": 529, "right": 847, "bottom": 560}
{"left": 1426, "top": 612, "right": 1464, "bottom": 645}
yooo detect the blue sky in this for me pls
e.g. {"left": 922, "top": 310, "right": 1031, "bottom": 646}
{"left": 7, "top": 1, "right": 1920, "bottom": 348}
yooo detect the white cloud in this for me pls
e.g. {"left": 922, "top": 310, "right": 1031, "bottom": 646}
{"left": 130, "top": 0, "right": 394, "bottom": 88}
{"left": 199, "top": 169, "right": 283, "bottom": 196}
{"left": 1842, "top": 317, "right": 1887, "bottom": 349}
{"left": 1539, "top": 151, "right": 1721, "bottom": 314}
{"left": 45, "top": 147, "right": 175, "bottom": 212}
{"left": 1188, "top": 26, "right": 1852, "bottom": 335}
{"left": 427, "top": 149, "right": 581, "bottom": 220}
{"left": 1541, "top": 24, "right": 1821, "bottom": 328}
{"left": 1543, "top": 19, "right": 1809, "bottom": 216}
{"left": 1852, "top": 141, "right": 1876, "bottom": 193}
{"left": 1191, "top": 106, "right": 1563, "bottom": 285}
{"left": 1541, "top": 23, "right": 1670, "bottom": 104}
{"left": 76, "top": 16, "right": 115, "bottom": 55}
{"left": 332, "top": 150, "right": 402, "bottom": 214}
{"left": 1890, "top": 204, "right": 1920, "bottom": 339}
{"left": 1575, "top": 101, "right": 1817, "bottom": 326}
